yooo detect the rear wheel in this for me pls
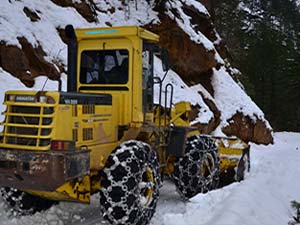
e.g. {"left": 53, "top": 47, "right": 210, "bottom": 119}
{"left": 0, "top": 187, "right": 57, "bottom": 216}
{"left": 235, "top": 148, "right": 250, "bottom": 181}
{"left": 173, "top": 135, "right": 219, "bottom": 199}
{"left": 99, "top": 140, "right": 160, "bottom": 225}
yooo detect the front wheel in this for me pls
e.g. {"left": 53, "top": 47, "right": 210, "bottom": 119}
{"left": 99, "top": 140, "right": 160, "bottom": 225}
{"left": 0, "top": 187, "right": 57, "bottom": 216}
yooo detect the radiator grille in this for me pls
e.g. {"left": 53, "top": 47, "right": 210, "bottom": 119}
{"left": 2, "top": 105, "right": 54, "bottom": 148}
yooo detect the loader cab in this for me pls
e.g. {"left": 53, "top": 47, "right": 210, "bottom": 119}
{"left": 79, "top": 45, "right": 155, "bottom": 114}
{"left": 66, "top": 25, "right": 161, "bottom": 126}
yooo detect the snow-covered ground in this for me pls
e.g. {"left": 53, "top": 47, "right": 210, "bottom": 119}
{"left": 153, "top": 132, "right": 300, "bottom": 225}
{"left": 0, "top": 132, "right": 299, "bottom": 225}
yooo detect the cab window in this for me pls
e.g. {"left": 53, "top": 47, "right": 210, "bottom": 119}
{"left": 80, "top": 50, "right": 129, "bottom": 84}
{"left": 142, "top": 45, "right": 154, "bottom": 112}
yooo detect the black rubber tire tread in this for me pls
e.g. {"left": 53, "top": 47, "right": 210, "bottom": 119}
{"left": 235, "top": 151, "right": 250, "bottom": 181}
{"left": 99, "top": 140, "right": 160, "bottom": 225}
{"left": 0, "top": 187, "right": 57, "bottom": 216}
{"left": 173, "top": 135, "right": 220, "bottom": 199}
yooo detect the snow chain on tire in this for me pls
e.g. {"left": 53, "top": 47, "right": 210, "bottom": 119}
{"left": 99, "top": 140, "right": 160, "bottom": 225}
{"left": 173, "top": 135, "right": 220, "bottom": 199}
{"left": 0, "top": 187, "right": 57, "bottom": 216}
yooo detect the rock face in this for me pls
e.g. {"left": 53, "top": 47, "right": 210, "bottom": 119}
{"left": 0, "top": 0, "right": 273, "bottom": 144}
{"left": 50, "top": 0, "right": 97, "bottom": 22}
{"left": 222, "top": 113, "right": 273, "bottom": 144}
{"left": 23, "top": 7, "right": 41, "bottom": 22}
{"left": 190, "top": 97, "right": 221, "bottom": 134}
{"left": 149, "top": 1, "right": 222, "bottom": 85}
{"left": 150, "top": 1, "right": 273, "bottom": 144}
{"left": 0, "top": 38, "right": 63, "bottom": 87}
{"left": 147, "top": 16, "right": 218, "bottom": 85}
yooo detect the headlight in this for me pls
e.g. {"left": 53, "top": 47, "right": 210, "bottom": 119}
{"left": 46, "top": 96, "right": 55, "bottom": 104}
{"left": 38, "top": 95, "right": 55, "bottom": 104}
{"left": 39, "top": 96, "right": 48, "bottom": 103}
{"left": 38, "top": 96, "right": 55, "bottom": 104}
{"left": 7, "top": 94, "right": 16, "bottom": 101}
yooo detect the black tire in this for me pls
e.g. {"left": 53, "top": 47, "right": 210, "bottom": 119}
{"left": 99, "top": 140, "right": 160, "bottom": 225}
{"left": 0, "top": 187, "right": 57, "bottom": 216}
{"left": 235, "top": 147, "right": 250, "bottom": 181}
{"left": 173, "top": 135, "right": 220, "bottom": 199}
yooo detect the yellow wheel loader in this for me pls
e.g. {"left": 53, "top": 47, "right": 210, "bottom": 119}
{"left": 0, "top": 25, "right": 250, "bottom": 225}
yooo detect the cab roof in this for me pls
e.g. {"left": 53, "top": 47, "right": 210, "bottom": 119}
{"left": 75, "top": 26, "right": 159, "bottom": 43}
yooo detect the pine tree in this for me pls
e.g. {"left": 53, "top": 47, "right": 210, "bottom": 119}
{"left": 214, "top": 0, "right": 300, "bottom": 131}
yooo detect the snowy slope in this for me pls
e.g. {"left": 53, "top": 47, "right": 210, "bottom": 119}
{"left": 0, "top": 132, "right": 298, "bottom": 225}
{"left": 211, "top": 67, "right": 271, "bottom": 129}
{"left": 0, "top": 0, "right": 158, "bottom": 65}
{"left": 0, "top": 0, "right": 270, "bottom": 135}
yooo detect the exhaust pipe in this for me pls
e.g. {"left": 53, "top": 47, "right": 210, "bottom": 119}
{"left": 65, "top": 25, "right": 77, "bottom": 92}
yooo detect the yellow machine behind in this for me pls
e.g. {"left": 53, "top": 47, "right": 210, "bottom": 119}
{"left": 0, "top": 25, "right": 250, "bottom": 225}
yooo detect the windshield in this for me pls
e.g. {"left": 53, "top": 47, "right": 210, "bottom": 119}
{"left": 80, "top": 49, "right": 129, "bottom": 84}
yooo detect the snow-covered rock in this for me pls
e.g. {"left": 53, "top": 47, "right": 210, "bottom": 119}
{"left": 0, "top": 0, "right": 273, "bottom": 143}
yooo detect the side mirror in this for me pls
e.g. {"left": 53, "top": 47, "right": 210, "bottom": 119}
{"left": 161, "top": 48, "right": 169, "bottom": 72}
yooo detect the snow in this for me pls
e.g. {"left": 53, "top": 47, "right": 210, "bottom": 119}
{"left": 164, "top": 0, "right": 224, "bottom": 64}
{"left": 237, "top": 2, "right": 264, "bottom": 19}
{"left": 0, "top": 0, "right": 87, "bottom": 65}
{"left": 153, "top": 57, "right": 214, "bottom": 124}
{"left": 212, "top": 67, "right": 272, "bottom": 129}
{"left": 165, "top": 0, "right": 214, "bottom": 50}
{"left": 0, "top": 132, "right": 298, "bottom": 225}
{"left": 0, "top": 0, "right": 159, "bottom": 66}
{"left": 156, "top": 132, "right": 300, "bottom": 225}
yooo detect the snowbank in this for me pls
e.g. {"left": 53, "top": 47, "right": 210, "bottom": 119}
{"left": 151, "top": 132, "right": 300, "bottom": 225}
